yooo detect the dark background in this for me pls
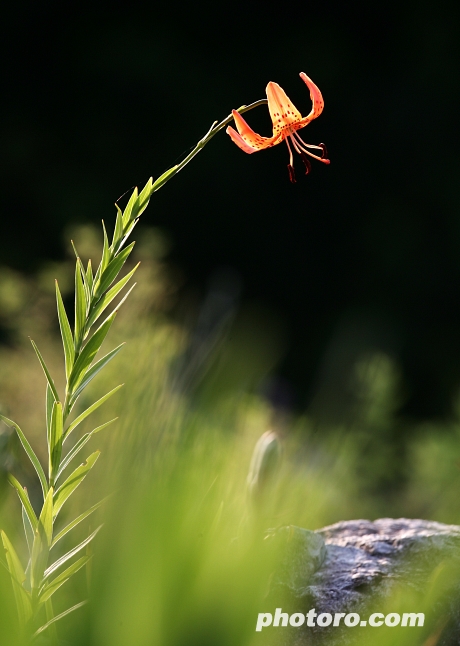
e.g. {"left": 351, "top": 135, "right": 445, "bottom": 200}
{"left": 1, "top": 0, "right": 460, "bottom": 419}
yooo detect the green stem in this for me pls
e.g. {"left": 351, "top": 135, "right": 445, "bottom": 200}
{"left": 173, "top": 99, "right": 268, "bottom": 177}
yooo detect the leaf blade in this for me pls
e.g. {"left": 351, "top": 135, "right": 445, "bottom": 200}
{"left": 30, "top": 340, "right": 59, "bottom": 403}
{"left": 44, "top": 526, "right": 101, "bottom": 579}
{"left": 55, "top": 281, "right": 75, "bottom": 380}
{"left": 0, "top": 415, "right": 48, "bottom": 498}
{"left": 64, "top": 384, "right": 122, "bottom": 440}
{"left": 53, "top": 451, "right": 100, "bottom": 519}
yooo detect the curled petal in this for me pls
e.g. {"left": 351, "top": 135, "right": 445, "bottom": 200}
{"left": 227, "top": 110, "right": 277, "bottom": 153}
{"left": 226, "top": 126, "right": 259, "bottom": 154}
{"left": 298, "top": 72, "right": 325, "bottom": 125}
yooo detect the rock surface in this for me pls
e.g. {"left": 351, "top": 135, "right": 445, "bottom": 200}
{"left": 266, "top": 518, "right": 460, "bottom": 646}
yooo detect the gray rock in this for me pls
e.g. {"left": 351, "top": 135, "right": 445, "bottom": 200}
{"left": 265, "top": 518, "right": 460, "bottom": 646}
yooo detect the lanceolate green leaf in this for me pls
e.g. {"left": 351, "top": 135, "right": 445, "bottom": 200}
{"left": 74, "top": 260, "right": 86, "bottom": 349}
{"left": 68, "top": 311, "right": 117, "bottom": 394}
{"left": 1, "top": 530, "right": 32, "bottom": 625}
{"left": 55, "top": 281, "right": 75, "bottom": 380}
{"left": 49, "top": 402, "right": 63, "bottom": 485}
{"left": 94, "top": 241, "right": 135, "bottom": 299}
{"left": 46, "top": 384, "right": 54, "bottom": 450}
{"left": 58, "top": 418, "right": 117, "bottom": 481}
{"left": 51, "top": 497, "right": 108, "bottom": 548}
{"left": 64, "top": 384, "right": 122, "bottom": 440}
{"left": 86, "top": 264, "right": 139, "bottom": 328}
{"left": 30, "top": 340, "right": 59, "bottom": 403}
{"left": 22, "top": 506, "right": 35, "bottom": 555}
{"left": 8, "top": 474, "right": 38, "bottom": 530}
{"left": 0, "top": 415, "right": 48, "bottom": 498}
{"left": 69, "top": 343, "right": 125, "bottom": 408}
{"left": 53, "top": 452, "right": 100, "bottom": 519}
{"left": 151, "top": 166, "right": 178, "bottom": 192}
{"left": 122, "top": 186, "right": 138, "bottom": 227}
{"left": 131, "top": 177, "right": 153, "bottom": 220}
{"left": 112, "top": 205, "right": 124, "bottom": 251}
{"left": 34, "top": 601, "right": 88, "bottom": 638}
{"left": 101, "top": 221, "right": 111, "bottom": 275}
{"left": 31, "top": 488, "right": 53, "bottom": 590}
{"left": 86, "top": 259, "right": 93, "bottom": 292}
{"left": 44, "top": 526, "right": 101, "bottom": 580}
{"left": 39, "top": 556, "right": 90, "bottom": 603}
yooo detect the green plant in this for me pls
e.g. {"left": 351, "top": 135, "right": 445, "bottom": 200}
{"left": 0, "top": 99, "right": 267, "bottom": 642}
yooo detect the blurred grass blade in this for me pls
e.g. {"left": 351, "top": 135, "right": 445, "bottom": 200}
{"left": 39, "top": 556, "right": 90, "bottom": 603}
{"left": 53, "top": 451, "right": 100, "bottom": 519}
{"left": 74, "top": 259, "right": 86, "bottom": 347}
{"left": 44, "top": 526, "right": 101, "bottom": 580}
{"left": 51, "top": 497, "right": 107, "bottom": 548}
{"left": 122, "top": 187, "right": 138, "bottom": 226}
{"left": 58, "top": 419, "right": 117, "bottom": 481}
{"left": 0, "top": 414, "right": 48, "bottom": 498}
{"left": 94, "top": 242, "right": 135, "bottom": 299}
{"left": 8, "top": 474, "right": 38, "bottom": 530}
{"left": 55, "top": 281, "right": 75, "bottom": 380}
{"left": 64, "top": 385, "right": 122, "bottom": 440}
{"left": 1, "top": 530, "right": 32, "bottom": 625}
{"left": 87, "top": 264, "right": 139, "bottom": 328}
{"left": 49, "top": 402, "right": 63, "bottom": 485}
{"left": 30, "top": 340, "right": 59, "bottom": 402}
{"left": 68, "top": 311, "right": 117, "bottom": 393}
{"left": 69, "top": 343, "right": 125, "bottom": 407}
{"left": 32, "top": 600, "right": 88, "bottom": 638}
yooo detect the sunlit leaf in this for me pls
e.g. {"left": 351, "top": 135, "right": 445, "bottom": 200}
{"left": 69, "top": 343, "right": 125, "bottom": 408}
{"left": 74, "top": 259, "right": 86, "bottom": 348}
{"left": 49, "top": 402, "right": 63, "bottom": 485}
{"left": 55, "top": 281, "right": 75, "bottom": 380}
{"left": 8, "top": 474, "right": 38, "bottom": 530}
{"left": 0, "top": 414, "right": 48, "bottom": 498}
{"left": 44, "top": 526, "right": 101, "bottom": 579}
{"left": 31, "top": 488, "right": 53, "bottom": 590}
{"left": 1, "top": 530, "right": 32, "bottom": 625}
{"left": 58, "top": 418, "right": 117, "bottom": 481}
{"left": 30, "top": 340, "right": 59, "bottom": 403}
{"left": 94, "top": 242, "right": 135, "bottom": 299}
{"left": 39, "top": 555, "right": 90, "bottom": 603}
{"left": 68, "top": 311, "right": 117, "bottom": 395}
{"left": 53, "top": 452, "right": 100, "bottom": 519}
{"left": 64, "top": 385, "right": 122, "bottom": 440}
{"left": 33, "top": 600, "right": 88, "bottom": 638}
{"left": 86, "top": 264, "right": 139, "bottom": 329}
{"left": 122, "top": 186, "right": 138, "bottom": 227}
{"left": 151, "top": 166, "right": 178, "bottom": 192}
{"left": 51, "top": 497, "right": 108, "bottom": 548}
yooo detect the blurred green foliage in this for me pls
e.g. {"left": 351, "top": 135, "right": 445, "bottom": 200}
{"left": 0, "top": 225, "right": 460, "bottom": 644}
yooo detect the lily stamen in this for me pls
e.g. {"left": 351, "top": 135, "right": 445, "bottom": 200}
{"left": 285, "top": 136, "right": 296, "bottom": 183}
{"left": 292, "top": 132, "right": 330, "bottom": 164}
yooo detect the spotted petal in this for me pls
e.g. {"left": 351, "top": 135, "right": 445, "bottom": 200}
{"left": 266, "top": 82, "right": 303, "bottom": 138}
{"left": 226, "top": 110, "right": 276, "bottom": 154}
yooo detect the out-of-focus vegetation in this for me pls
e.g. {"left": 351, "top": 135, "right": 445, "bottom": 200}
{"left": 1, "top": 226, "right": 460, "bottom": 645}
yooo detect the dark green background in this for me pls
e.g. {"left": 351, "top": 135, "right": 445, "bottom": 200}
{"left": 1, "top": 0, "right": 460, "bottom": 416}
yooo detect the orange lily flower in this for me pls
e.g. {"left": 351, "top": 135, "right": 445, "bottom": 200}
{"left": 226, "top": 72, "right": 330, "bottom": 183}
